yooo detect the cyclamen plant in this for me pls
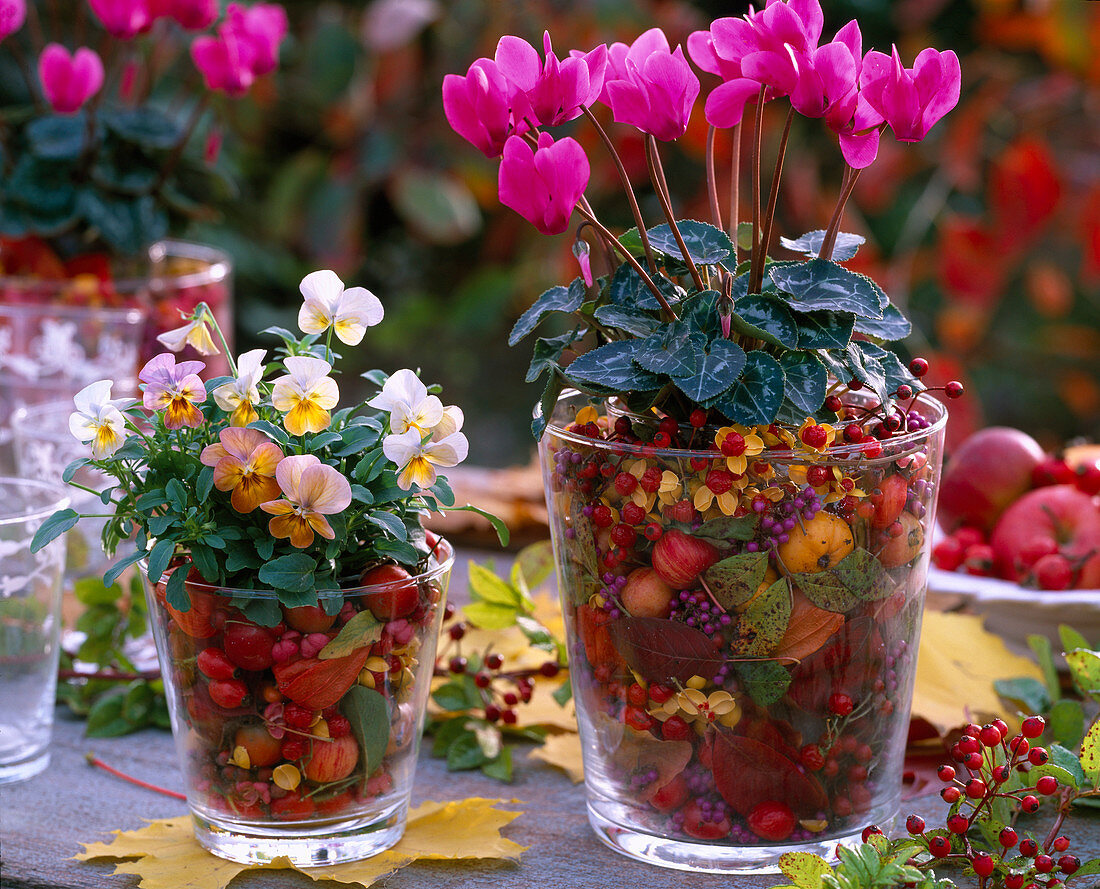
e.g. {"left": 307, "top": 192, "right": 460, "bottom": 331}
{"left": 31, "top": 270, "right": 501, "bottom": 621}
{"left": 443, "top": 2, "right": 964, "bottom": 441}
{"left": 0, "top": 0, "right": 287, "bottom": 260}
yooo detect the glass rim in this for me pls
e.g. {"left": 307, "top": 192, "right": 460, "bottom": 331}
{"left": 0, "top": 476, "right": 71, "bottom": 526}
{"left": 0, "top": 238, "right": 231, "bottom": 294}
{"left": 537, "top": 387, "right": 948, "bottom": 462}
{"left": 139, "top": 536, "right": 456, "bottom": 599}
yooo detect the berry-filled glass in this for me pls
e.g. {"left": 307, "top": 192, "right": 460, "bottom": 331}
{"left": 540, "top": 391, "right": 946, "bottom": 873}
{"left": 140, "top": 541, "right": 452, "bottom": 867}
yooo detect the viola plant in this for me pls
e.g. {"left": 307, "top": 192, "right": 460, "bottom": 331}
{"left": 445, "top": 0, "right": 965, "bottom": 871}
{"left": 30, "top": 273, "right": 504, "bottom": 861}
{"left": 0, "top": 0, "right": 287, "bottom": 264}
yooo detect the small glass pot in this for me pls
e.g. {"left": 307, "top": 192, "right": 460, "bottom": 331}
{"left": 140, "top": 539, "right": 453, "bottom": 866}
{"left": 538, "top": 391, "right": 946, "bottom": 873}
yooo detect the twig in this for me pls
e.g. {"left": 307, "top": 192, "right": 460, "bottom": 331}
{"left": 819, "top": 165, "right": 862, "bottom": 261}
{"left": 748, "top": 86, "right": 766, "bottom": 294}
{"left": 86, "top": 753, "right": 187, "bottom": 800}
{"left": 705, "top": 125, "right": 723, "bottom": 231}
{"left": 646, "top": 135, "right": 706, "bottom": 293}
{"left": 751, "top": 105, "right": 795, "bottom": 296}
{"left": 729, "top": 122, "right": 741, "bottom": 258}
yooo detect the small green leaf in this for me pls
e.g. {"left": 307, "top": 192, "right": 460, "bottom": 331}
{"left": 1080, "top": 717, "right": 1100, "bottom": 788}
{"left": 1028, "top": 633, "right": 1061, "bottom": 701}
{"left": 74, "top": 578, "right": 121, "bottom": 607}
{"left": 695, "top": 514, "right": 760, "bottom": 542}
{"left": 731, "top": 578, "right": 791, "bottom": 657}
{"left": 704, "top": 551, "right": 770, "bottom": 610}
{"left": 165, "top": 566, "right": 188, "bottom": 610}
{"left": 995, "top": 677, "right": 1052, "bottom": 715}
{"left": 469, "top": 563, "right": 522, "bottom": 608}
{"left": 257, "top": 554, "right": 316, "bottom": 593}
{"left": 85, "top": 689, "right": 136, "bottom": 737}
{"left": 319, "top": 610, "right": 383, "bottom": 660}
{"left": 552, "top": 680, "right": 573, "bottom": 707}
{"left": 1059, "top": 624, "right": 1090, "bottom": 653}
{"left": 432, "top": 681, "right": 479, "bottom": 712}
{"left": 31, "top": 509, "right": 80, "bottom": 553}
{"left": 508, "top": 279, "right": 586, "bottom": 346}
{"left": 1049, "top": 699, "right": 1087, "bottom": 749}
{"left": 463, "top": 600, "right": 519, "bottom": 630}
{"left": 779, "top": 230, "right": 865, "bottom": 262}
{"left": 481, "top": 747, "right": 513, "bottom": 782}
{"left": 103, "top": 550, "right": 147, "bottom": 587}
{"left": 341, "top": 686, "right": 390, "bottom": 781}
{"left": 736, "top": 660, "right": 791, "bottom": 705}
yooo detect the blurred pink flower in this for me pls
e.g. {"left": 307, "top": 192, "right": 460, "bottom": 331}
{"left": 38, "top": 44, "right": 104, "bottom": 114}
{"left": 859, "top": 45, "right": 961, "bottom": 144}
{"left": 224, "top": 2, "right": 287, "bottom": 76}
{"left": 191, "top": 30, "right": 253, "bottom": 96}
{"left": 494, "top": 31, "right": 606, "bottom": 127}
{"left": 498, "top": 132, "right": 589, "bottom": 235}
{"left": 602, "top": 28, "right": 699, "bottom": 141}
{"left": 152, "top": 0, "right": 218, "bottom": 30}
{"left": 0, "top": 0, "right": 26, "bottom": 42}
{"left": 88, "top": 0, "right": 151, "bottom": 39}
{"left": 443, "top": 58, "right": 529, "bottom": 158}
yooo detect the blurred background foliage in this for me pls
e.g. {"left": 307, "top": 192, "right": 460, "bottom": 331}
{"left": 187, "top": 0, "right": 1099, "bottom": 463}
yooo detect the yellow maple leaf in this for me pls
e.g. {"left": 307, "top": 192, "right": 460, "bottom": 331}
{"left": 530, "top": 733, "right": 585, "bottom": 783}
{"left": 913, "top": 611, "right": 1044, "bottom": 734}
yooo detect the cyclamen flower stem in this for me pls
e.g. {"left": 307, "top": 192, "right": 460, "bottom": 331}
{"left": 819, "top": 164, "right": 862, "bottom": 261}
{"left": 646, "top": 135, "right": 706, "bottom": 293}
{"left": 751, "top": 106, "right": 795, "bottom": 297}
{"left": 85, "top": 753, "right": 187, "bottom": 801}
{"left": 582, "top": 106, "right": 657, "bottom": 273}
{"left": 729, "top": 122, "right": 741, "bottom": 261}
{"left": 154, "top": 93, "right": 211, "bottom": 193}
{"left": 575, "top": 204, "right": 678, "bottom": 321}
{"left": 748, "top": 86, "right": 766, "bottom": 295}
{"left": 705, "top": 125, "right": 723, "bottom": 232}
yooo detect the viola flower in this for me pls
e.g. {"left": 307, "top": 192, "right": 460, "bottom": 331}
{"left": 368, "top": 369, "right": 443, "bottom": 437}
{"left": 261, "top": 455, "right": 352, "bottom": 548}
{"left": 213, "top": 349, "right": 266, "bottom": 427}
{"left": 383, "top": 427, "right": 469, "bottom": 491}
{"left": 0, "top": 0, "right": 26, "bottom": 41}
{"left": 156, "top": 314, "right": 219, "bottom": 356}
{"left": 655, "top": 687, "right": 741, "bottom": 729}
{"left": 715, "top": 425, "right": 765, "bottom": 475}
{"left": 430, "top": 404, "right": 465, "bottom": 441}
{"left": 200, "top": 427, "right": 283, "bottom": 513}
{"left": 494, "top": 31, "right": 607, "bottom": 127}
{"left": 859, "top": 45, "right": 961, "bottom": 144}
{"left": 88, "top": 0, "right": 150, "bottom": 39}
{"left": 270, "top": 356, "right": 339, "bottom": 436}
{"left": 68, "top": 380, "right": 133, "bottom": 459}
{"left": 38, "top": 44, "right": 104, "bottom": 114}
{"left": 498, "top": 132, "right": 589, "bottom": 236}
{"left": 223, "top": 2, "right": 287, "bottom": 76}
{"left": 190, "top": 29, "right": 253, "bottom": 96}
{"left": 139, "top": 353, "right": 207, "bottom": 430}
{"left": 297, "top": 270, "right": 384, "bottom": 346}
{"left": 442, "top": 58, "right": 530, "bottom": 158}
{"left": 602, "top": 29, "right": 699, "bottom": 141}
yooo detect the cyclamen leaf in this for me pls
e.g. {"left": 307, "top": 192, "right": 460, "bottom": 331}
{"left": 606, "top": 617, "right": 724, "bottom": 684}
{"left": 730, "top": 293, "right": 799, "bottom": 348}
{"left": 779, "top": 352, "right": 828, "bottom": 415}
{"left": 645, "top": 220, "right": 733, "bottom": 265}
{"left": 565, "top": 340, "right": 662, "bottom": 393}
{"left": 679, "top": 290, "right": 722, "bottom": 339}
{"left": 779, "top": 230, "right": 865, "bottom": 262}
{"left": 592, "top": 304, "right": 660, "bottom": 337}
{"left": 854, "top": 304, "right": 912, "bottom": 342}
{"left": 769, "top": 259, "right": 884, "bottom": 319}
{"left": 532, "top": 372, "right": 564, "bottom": 440}
{"left": 508, "top": 278, "right": 586, "bottom": 346}
{"left": 713, "top": 350, "right": 784, "bottom": 425}
{"left": 634, "top": 323, "right": 705, "bottom": 379}
{"left": 319, "top": 610, "right": 383, "bottom": 660}
{"left": 607, "top": 261, "right": 682, "bottom": 312}
{"left": 857, "top": 342, "right": 920, "bottom": 400}
{"left": 674, "top": 338, "right": 746, "bottom": 402}
{"left": 795, "top": 311, "right": 854, "bottom": 350}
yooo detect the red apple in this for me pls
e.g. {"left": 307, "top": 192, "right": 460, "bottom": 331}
{"left": 284, "top": 604, "right": 338, "bottom": 634}
{"left": 989, "top": 485, "right": 1100, "bottom": 584}
{"left": 304, "top": 734, "right": 360, "bottom": 783}
{"left": 937, "top": 427, "right": 1045, "bottom": 533}
{"left": 619, "top": 568, "right": 674, "bottom": 618}
{"left": 650, "top": 530, "right": 719, "bottom": 589}
{"left": 360, "top": 564, "right": 420, "bottom": 619}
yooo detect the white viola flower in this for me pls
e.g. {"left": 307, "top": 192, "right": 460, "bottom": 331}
{"left": 156, "top": 315, "right": 219, "bottom": 356}
{"left": 68, "top": 380, "right": 134, "bottom": 459}
{"left": 383, "top": 427, "right": 469, "bottom": 490}
{"left": 368, "top": 368, "right": 443, "bottom": 436}
{"left": 297, "top": 270, "right": 384, "bottom": 345}
{"left": 430, "top": 404, "right": 464, "bottom": 441}
{"left": 213, "top": 349, "right": 267, "bottom": 427}
{"left": 270, "top": 355, "right": 340, "bottom": 436}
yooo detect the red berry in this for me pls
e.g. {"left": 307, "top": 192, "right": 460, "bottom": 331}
{"left": 208, "top": 678, "right": 248, "bottom": 709}
{"left": 828, "top": 692, "right": 854, "bottom": 716}
{"left": 626, "top": 683, "right": 648, "bottom": 707}
{"left": 449, "top": 656, "right": 467, "bottom": 674}
{"left": 1033, "top": 458, "right": 1075, "bottom": 488}
{"left": 908, "top": 357, "right": 929, "bottom": 377}
{"left": 648, "top": 684, "right": 673, "bottom": 704}
{"left": 474, "top": 671, "right": 492, "bottom": 689}
{"left": 281, "top": 738, "right": 308, "bottom": 760}
{"left": 614, "top": 417, "right": 632, "bottom": 437}
{"left": 1059, "top": 855, "right": 1080, "bottom": 875}
{"left": 932, "top": 537, "right": 966, "bottom": 571}
{"left": 643, "top": 522, "right": 663, "bottom": 541}
{"left": 284, "top": 703, "right": 314, "bottom": 730}
{"left": 661, "top": 715, "right": 691, "bottom": 741}
{"left": 449, "top": 623, "right": 466, "bottom": 641}
{"left": 895, "top": 384, "right": 914, "bottom": 400}
{"left": 484, "top": 704, "right": 501, "bottom": 722}
{"left": 1075, "top": 465, "right": 1100, "bottom": 496}
{"left": 962, "top": 543, "right": 995, "bottom": 576}
{"left": 485, "top": 652, "right": 504, "bottom": 671}
{"left": 944, "top": 381, "right": 964, "bottom": 398}
{"left": 905, "top": 815, "right": 925, "bottom": 835}
{"left": 947, "top": 814, "right": 969, "bottom": 834}
{"left": 747, "top": 801, "right": 796, "bottom": 842}
{"left": 705, "top": 469, "right": 735, "bottom": 494}
{"left": 592, "top": 505, "right": 614, "bottom": 527}
{"left": 938, "top": 765, "right": 956, "bottom": 782}
{"left": 1019, "top": 838, "right": 1039, "bottom": 857}
{"left": 929, "top": 835, "right": 951, "bottom": 857}
{"left": 197, "top": 647, "right": 236, "bottom": 680}
{"left": 1052, "top": 836, "right": 1070, "bottom": 852}
{"left": 639, "top": 468, "right": 662, "bottom": 492}
{"left": 502, "top": 691, "right": 518, "bottom": 706}
{"left": 610, "top": 523, "right": 636, "bottom": 548}
{"left": 824, "top": 395, "right": 843, "bottom": 413}
{"left": 539, "top": 661, "right": 560, "bottom": 678}
{"left": 801, "top": 425, "right": 828, "bottom": 450}
{"left": 992, "top": 765, "right": 1011, "bottom": 783}
{"left": 223, "top": 622, "right": 276, "bottom": 671}
{"left": 621, "top": 502, "right": 646, "bottom": 525}
{"left": 966, "top": 779, "right": 986, "bottom": 798}
{"left": 800, "top": 745, "right": 826, "bottom": 771}
{"left": 999, "top": 827, "right": 1018, "bottom": 847}
{"left": 1020, "top": 794, "right": 1040, "bottom": 814}
{"left": 614, "top": 472, "right": 638, "bottom": 496}
{"left": 1009, "top": 735, "right": 1030, "bottom": 756}
{"left": 806, "top": 465, "right": 831, "bottom": 487}
{"left": 1035, "top": 854, "right": 1054, "bottom": 873}
{"left": 843, "top": 423, "right": 863, "bottom": 443}
{"left": 979, "top": 725, "right": 1003, "bottom": 747}
{"left": 861, "top": 825, "right": 883, "bottom": 842}
{"left": 966, "top": 752, "right": 985, "bottom": 770}
{"left": 972, "top": 852, "right": 995, "bottom": 877}
{"left": 720, "top": 432, "right": 747, "bottom": 456}
{"left": 326, "top": 714, "right": 351, "bottom": 738}
{"left": 958, "top": 734, "right": 980, "bottom": 754}
{"left": 1034, "top": 554, "right": 1073, "bottom": 591}
{"left": 1036, "top": 775, "right": 1059, "bottom": 795}
{"left": 1004, "top": 875, "right": 1025, "bottom": 889}
{"left": 992, "top": 719, "right": 1009, "bottom": 738}
{"left": 848, "top": 378, "right": 864, "bottom": 391}
{"left": 941, "top": 786, "right": 962, "bottom": 803}
{"left": 623, "top": 706, "right": 654, "bottom": 732}
{"left": 1028, "top": 746, "right": 1049, "bottom": 765}
{"left": 689, "top": 409, "right": 707, "bottom": 428}
{"left": 1022, "top": 716, "right": 1046, "bottom": 738}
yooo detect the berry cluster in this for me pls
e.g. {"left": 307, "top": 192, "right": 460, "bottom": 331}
{"left": 748, "top": 486, "right": 823, "bottom": 552}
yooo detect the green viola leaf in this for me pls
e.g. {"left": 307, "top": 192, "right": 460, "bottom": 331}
{"left": 735, "top": 660, "right": 791, "bottom": 706}
{"left": 332, "top": 422, "right": 382, "bottom": 457}
{"left": 189, "top": 544, "right": 218, "bottom": 582}
{"left": 26, "top": 114, "right": 92, "bottom": 160}
{"left": 103, "top": 107, "right": 183, "bottom": 149}
{"left": 608, "top": 261, "right": 683, "bottom": 312}
{"left": 592, "top": 304, "right": 661, "bottom": 338}
{"left": 779, "top": 352, "right": 828, "bottom": 415}
{"left": 508, "top": 278, "right": 586, "bottom": 346}
{"left": 30, "top": 508, "right": 80, "bottom": 553}
{"left": 646, "top": 220, "right": 733, "bottom": 265}
{"left": 795, "top": 311, "right": 854, "bottom": 350}
{"left": 730, "top": 293, "right": 799, "bottom": 349}
{"left": 565, "top": 340, "right": 663, "bottom": 393}
{"left": 703, "top": 551, "right": 770, "bottom": 610}
{"left": 165, "top": 565, "right": 188, "bottom": 611}
{"left": 674, "top": 338, "right": 747, "bottom": 403}
{"left": 146, "top": 539, "right": 175, "bottom": 584}
{"left": 342, "top": 685, "right": 391, "bottom": 781}
{"left": 695, "top": 514, "right": 760, "bottom": 542}
{"left": 713, "top": 351, "right": 784, "bottom": 425}
{"left": 779, "top": 230, "right": 865, "bottom": 262}
{"left": 769, "top": 259, "right": 885, "bottom": 319}
{"left": 634, "top": 322, "right": 706, "bottom": 379}
{"left": 103, "top": 550, "right": 148, "bottom": 587}
{"left": 731, "top": 578, "right": 792, "bottom": 657}
{"left": 854, "top": 304, "right": 912, "bottom": 342}
{"left": 257, "top": 553, "right": 317, "bottom": 592}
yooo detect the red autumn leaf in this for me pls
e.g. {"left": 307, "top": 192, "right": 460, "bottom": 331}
{"left": 606, "top": 616, "right": 723, "bottom": 684}
{"left": 775, "top": 592, "right": 845, "bottom": 661}
{"left": 937, "top": 216, "right": 1007, "bottom": 307}
{"left": 273, "top": 647, "right": 372, "bottom": 711}
{"left": 989, "top": 137, "right": 1061, "bottom": 252}
{"left": 711, "top": 733, "right": 828, "bottom": 817}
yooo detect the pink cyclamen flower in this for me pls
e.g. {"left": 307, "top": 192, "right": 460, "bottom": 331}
{"left": 260, "top": 455, "right": 352, "bottom": 549}
{"left": 442, "top": 57, "right": 529, "bottom": 158}
{"left": 495, "top": 31, "right": 607, "bottom": 127}
{"left": 38, "top": 44, "right": 105, "bottom": 115}
{"left": 603, "top": 29, "right": 699, "bottom": 141}
{"left": 0, "top": 0, "right": 26, "bottom": 41}
{"left": 859, "top": 45, "right": 961, "bottom": 144}
{"left": 224, "top": 2, "right": 287, "bottom": 76}
{"left": 790, "top": 20, "right": 861, "bottom": 128}
{"left": 139, "top": 353, "right": 207, "bottom": 429}
{"left": 152, "top": 0, "right": 218, "bottom": 30}
{"left": 498, "top": 132, "right": 589, "bottom": 236}
{"left": 88, "top": 0, "right": 151, "bottom": 39}
{"left": 190, "top": 30, "right": 253, "bottom": 96}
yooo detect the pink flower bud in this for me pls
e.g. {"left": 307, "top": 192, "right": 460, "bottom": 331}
{"left": 204, "top": 127, "right": 222, "bottom": 166}
{"left": 0, "top": 0, "right": 26, "bottom": 42}
{"left": 573, "top": 237, "right": 593, "bottom": 287}
{"left": 38, "top": 44, "right": 105, "bottom": 114}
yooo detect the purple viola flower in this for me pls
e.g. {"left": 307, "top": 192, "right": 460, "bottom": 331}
{"left": 859, "top": 45, "right": 961, "bottom": 144}
{"left": 495, "top": 31, "right": 607, "bottom": 127}
{"left": 602, "top": 28, "right": 699, "bottom": 142}
{"left": 139, "top": 353, "right": 207, "bottom": 430}
{"left": 497, "top": 132, "right": 589, "bottom": 235}
{"left": 442, "top": 57, "right": 530, "bottom": 158}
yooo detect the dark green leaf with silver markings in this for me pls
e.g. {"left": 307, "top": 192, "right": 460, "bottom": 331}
{"left": 770, "top": 259, "right": 884, "bottom": 318}
{"left": 674, "top": 338, "right": 747, "bottom": 402}
{"left": 508, "top": 278, "right": 586, "bottom": 345}
{"left": 712, "top": 351, "right": 785, "bottom": 425}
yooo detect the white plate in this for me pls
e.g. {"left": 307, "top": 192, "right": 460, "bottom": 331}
{"left": 927, "top": 567, "right": 1100, "bottom": 653}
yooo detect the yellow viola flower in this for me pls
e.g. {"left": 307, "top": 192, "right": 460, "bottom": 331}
{"left": 714, "top": 425, "right": 765, "bottom": 475}
{"left": 156, "top": 315, "right": 219, "bottom": 356}
{"left": 260, "top": 455, "right": 352, "bottom": 548}
{"left": 138, "top": 354, "right": 207, "bottom": 430}
{"left": 212, "top": 349, "right": 266, "bottom": 427}
{"left": 367, "top": 368, "right": 443, "bottom": 435}
{"left": 382, "top": 428, "right": 469, "bottom": 490}
{"left": 656, "top": 688, "right": 741, "bottom": 729}
{"left": 271, "top": 356, "right": 339, "bottom": 436}
{"left": 297, "top": 270, "right": 384, "bottom": 345}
